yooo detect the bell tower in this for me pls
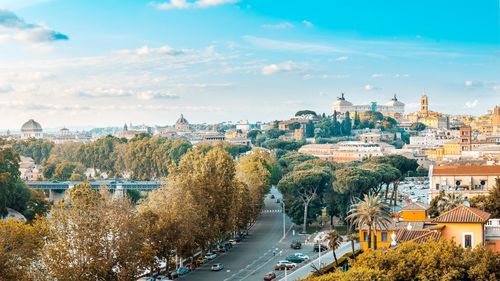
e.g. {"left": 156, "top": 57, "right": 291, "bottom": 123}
{"left": 421, "top": 95, "right": 429, "bottom": 117}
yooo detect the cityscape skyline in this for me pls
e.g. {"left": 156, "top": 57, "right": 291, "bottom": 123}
{"left": 0, "top": 0, "right": 499, "bottom": 128}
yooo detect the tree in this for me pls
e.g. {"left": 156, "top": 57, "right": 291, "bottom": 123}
{"left": 353, "top": 111, "right": 361, "bottom": 129}
{"left": 326, "top": 230, "right": 344, "bottom": 266}
{"left": 342, "top": 111, "right": 352, "bottom": 136}
{"left": 348, "top": 233, "right": 359, "bottom": 261}
{"left": 410, "top": 122, "right": 427, "bottom": 131}
{"left": 306, "top": 120, "right": 315, "bottom": 138}
{"left": 332, "top": 111, "right": 341, "bottom": 136}
{"left": 470, "top": 178, "right": 500, "bottom": 218}
{"left": 295, "top": 110, "right": 318, "bottom": 119}
{"left": 347, "top": 193, "right": 391, "bottom": 250}
{"left": 278, "top": 167, "right": 332, "bottom": 233}
{"left": 307, "top": 240, "right": 500, "bottom": 281}
{"left": 40, "top": 183, "right": 147, "bottom": 280}
{"left": 0, "top": 147, "right": 31, "bottom": 216}
{"left": 438, "top": 192, "right": 465, "bottom": 213}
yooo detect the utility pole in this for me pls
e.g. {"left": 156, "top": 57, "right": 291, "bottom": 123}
{"left": 282, "top": 200, "right": 286, "bottom": 239}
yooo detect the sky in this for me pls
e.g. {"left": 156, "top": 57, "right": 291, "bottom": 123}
{"left": 0, "top": 0, "right": 499, "bottom": 130}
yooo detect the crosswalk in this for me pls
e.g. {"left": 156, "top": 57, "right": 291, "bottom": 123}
{"left": 261, "top": 209, "right": 282, "bottom": 213}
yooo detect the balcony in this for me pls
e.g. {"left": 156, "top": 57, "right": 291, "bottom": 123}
{"left": 485, "top": 219, "right": 500, "bottom": 238}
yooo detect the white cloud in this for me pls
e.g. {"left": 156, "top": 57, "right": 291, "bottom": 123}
{"left": 465, "top": 80, "right": 473, "bottom": 87}
{"left": 393, "top": 73, "right": 409, "bottom": 78}
{"left": 261, "top": 22, "right": 294, "bottom": 29}
{"left": 261, "top": 61, "right": 300, "bottom": 75}
{"left": 114, "top": 45, "right": 183, "bottom": 56}
{"left": 302, "top": 20, "right": 314, "bottom": 28}
{"left": 371, "top": 73, "right": 384, "bottom": 78}
{"left": 465, "top": 99, "right": 478, "bottom": 108}
{"left": 137, "top": 90, "right": 179, "bottom": 100}
{"left": 364, "top": 84, "right": 381, "bottom": 91}
{"left": 335, "top": 56, "right": 349, "bottom": 62}
{"left": 0, "top": 9, "right": 68, "bottom": 44}
{"left": 0, "top": 83, "right": 13, "bottom": 93}
{"left": 244, "top": 36, "right": 348, "bottom": 54}
{"left": 154, "top": 0, "right": 239, "bottom": 10}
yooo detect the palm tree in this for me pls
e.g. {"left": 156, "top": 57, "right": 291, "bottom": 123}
{"left": 438, "top": 193, "right": 464, "bottom": 213}
{"left": 347, "top": 193, "right": 392, "bottom": 250}
{"left": 326, "top": 230, "right": 343, "bottom": 266}
{"left": 347, "top": 233, "right": 359, "bottom": 261}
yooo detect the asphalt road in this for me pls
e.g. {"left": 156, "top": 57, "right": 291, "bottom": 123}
{"left": 181, "top": 187, "right": 299, "bottom": 281}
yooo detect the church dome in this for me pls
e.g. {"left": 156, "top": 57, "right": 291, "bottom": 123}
{"left": 176, "top": 114, "right": 189, "bottom": 125}
{"left": 21, "top": 119, "right": 43, "bottom": 132}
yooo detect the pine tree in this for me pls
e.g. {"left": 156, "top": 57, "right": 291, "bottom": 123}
{"left": 354, "top": 111, "right": 361, "bottom": 129}
{"left": 343, "top": 111, "right": 352, "bottom": 136}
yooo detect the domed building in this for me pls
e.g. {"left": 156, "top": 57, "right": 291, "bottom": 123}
{"left": 175, "top": 114, "right": 190, "bottom": 131}
{"left": 20, "top": 119, "right": 43, "bottom": 140}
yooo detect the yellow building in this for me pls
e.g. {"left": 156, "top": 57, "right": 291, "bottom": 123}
{"left": 432, "top": 206, "right": 490, "bottom": 249}
{"left": 400, "top": 202, "right": 428, "bottom": 221}
{"left": 443, "top": 139, "right": 460, "bottom": 155}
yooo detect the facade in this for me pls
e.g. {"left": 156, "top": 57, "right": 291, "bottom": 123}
{"left": 331, "top": 93, "right": 405, "bottom": 118}
{"left": 298, "top": 141, "right": 395, "bottom": 162}
{"left": 20, "top": 119, "right": 43, "bottom": 140}
{"left": 407, "top": 95, "right": 449, "bottom": 129}
{"left": 493, "top": 106, "right": 500, "bottom": 133}
{"left": 175, "top": 114, "right": 190, "bottom": 131}
{"left": 429, "top": 164, "right": 500, "bottom": 201}
{"left": 51, "top": 128, "right": 92, "bottom": 144}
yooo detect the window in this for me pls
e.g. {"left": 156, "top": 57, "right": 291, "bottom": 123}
{"left": 435, "top": 184, "right": 440, "bottom": 190}
{"left": 463, "top": 233, "right": 473, "bottom": 248}
{"left": 362, "top": 231, "right": 368, "bottom": 241}
{"left": 381, "top": 231, "right": 388, "bottom": 242}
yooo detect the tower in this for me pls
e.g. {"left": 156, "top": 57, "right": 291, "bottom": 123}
{"left": 459, "top": 125, "right": 472, "bottom": 152}
{"left": 421, "top": 95, "right": 429, "bottom": 117}
{"left": 492, "top": 106, "right": 500, "bottom": 127}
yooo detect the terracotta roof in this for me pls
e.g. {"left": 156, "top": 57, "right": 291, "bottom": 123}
{"left": 432, "top": 165, "right": 500, "bottom": 176}
{"left": 432, "top": 206, "right": 491, "bottom": 223}
{"left": 401, "top": 201, "right": 428, "bottom": 211}
{"left": 396, "top": 228, "right": 441, "bottom": 244}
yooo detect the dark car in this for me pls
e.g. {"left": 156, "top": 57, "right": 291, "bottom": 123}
{"left": 264, "top": 272, "right": 276, "bottom": 280}
{"left": 270, "top": 194, "right": 275, "bottom": 199}
{"left": 313, "top": 244, "right": 328, "bottom": 252}
{"left": 286, "top": 255, "right": 304, "bottom": 263}
{"left": 290, "top": 240, "right": 302, "bottom": 249}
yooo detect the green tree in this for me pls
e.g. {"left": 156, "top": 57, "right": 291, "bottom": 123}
{"left": 342, "top": 111, "right": 352, "bottom": 136}
{"left": 347, "top": 193, "right": 391, "bottom": 250}
{"left": 326, "top": 230, "right": 344, "bottom": 266}
{"left": 306, "top": 120, "right": 315, "bottom": 138}
{"left": 438, "top": 192, "right": 465, "bottom": 213}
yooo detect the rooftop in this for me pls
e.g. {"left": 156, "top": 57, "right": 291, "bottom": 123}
{"left": 432, "top": 165, "right": 500, "bottom": 176}
{"left": 432, "top": 205, "right": 491, "bottom": 223}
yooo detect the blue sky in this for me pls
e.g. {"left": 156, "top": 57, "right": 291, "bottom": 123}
{"left": 0, "top": 0, "right": 499, "bottom": 129}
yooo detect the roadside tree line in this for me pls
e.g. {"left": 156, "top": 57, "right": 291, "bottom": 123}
{"left": 0, "top": 145, "right": 278, "bottom": 280}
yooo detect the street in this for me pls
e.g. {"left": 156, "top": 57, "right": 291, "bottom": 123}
{"left": 180, "top": 187, "right": 359, "bottom": 281}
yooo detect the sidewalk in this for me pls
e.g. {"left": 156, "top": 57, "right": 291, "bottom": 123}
{"left": 277, "top": 242, "right": 360, "bottom": 281}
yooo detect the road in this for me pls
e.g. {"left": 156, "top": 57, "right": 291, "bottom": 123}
{"left": 180, "top": 187, "right": 359, "bottom": 281}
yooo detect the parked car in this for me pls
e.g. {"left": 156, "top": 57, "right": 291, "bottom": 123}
{"left": 167, "top": 271, "right": 178, "bottom": 279}
{"left": 211, "top": 263, "right": 224, "bottom": 271}
{"left": 223, "top": 241, "right": 233, "bottom": 249}
{"left": 286, "top": 255, "right": 304, "bottom": 263}
{"left": 196, "top": 257, "right": 208, "bottom": 265}
{"left": 235, "top": 236, "right": 242, "bottom": 242}
{"left": 136, "top": 277, "right": 154, "bottom": 281}
{"left": 263, "top": 272, "right": 277, "bottom": 280}
{"left": 290, "top": 240, "right": 302, "bottom": 249}
{"left": 228, "top": 239, "right": 237, "bottom": 245}
{"left": 274, "top": 260, "right": 297, "bottom": 270}
{"left": 176, "top": 267, "right": 189, "bottom": 275}
{"left": 217, "top": 245, "right": 227, "bottom": 252}
{"left": 294, "top": 253, "right": 309, "bottom": 260}
{"left": 313, "top": 244, "right": 328, "bottom": 252}
{"left": 276, "top": 198, "right": 281, "bottom": 203}
{"left": 270, "top": 194, "right": 275, "bottom": 199}
{"left": 205, "top": 252, "right": 217, "bottom": 260}
{"left": 155, "top": 275, "right": 172, "bottom": 281}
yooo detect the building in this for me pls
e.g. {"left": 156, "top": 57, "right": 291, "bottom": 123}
{"left": 175, "top": 114, "right": 190, "bottom": 131}
{"left": 19, "top": 156, "right": 43, "bottom": 181}
{"left": 407, "top": 94, "right": 449, "bottom": 129}
{"left": 358, "top": 203, "right": 499, "bottom": 252}
{"left": 50, "top": 128, "right": 92, "bottom": 144}
{"left": 20, "top": 119, "right": 43, "bottom": 140}
{"left": 298, "top": 141, "right": 395, "bottom": 162}
{"left": 331, "top": 93, "right": 405, "bottom": 118}
{"left": 429, "top": 164, "right": 500, "bottom": 201}
{"left": 493, "top": 106, "right": 500, "bottom": 133}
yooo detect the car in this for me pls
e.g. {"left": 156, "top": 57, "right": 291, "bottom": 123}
{"left": 155, "top": 275, "right": 172, "bottom": 281}
{"left": 290, "top": 240, "right": 302, "bottom": 249}
{"left": 263, "top": 272, "right": 277, "bottom": 280}
{"left": 136, "top": 277, "right": 154, "bottom": 281}
{"left": 211, "top": 263, "right": 224, "bottom": 271}
{"left": 276, "top": 198, "right": 281, "bottom": 203}
{"left": 228, "top": 239, "right": 237, "bottom": 245}
{"left": 205, "top": 252, "right": 217, "bottom": 260}
{"left": 176, "top": 267, "right": 189, "bottom": 275}
{"left": 196, "top": 257, "right": 208, "bottom": 265}
{"left": 274, "top": 260, "right": 297, "bottom": 270}
{"left": 286, "top": 255, "right": 304, "bottom": 263}
{"left": 270, "top": 194, "right": 275, "bottom": 199}
{"left": 223, "top": 241, "right": 233, "bottom": 249}
{"left": 235, "top": 236, "right": 242, "bottom": 242}
{"left": 294, "top": 253, "right": 310, "bottom": 260}
{"left": 313, "top": 244, "right": 328, "bottom": 252}
{"left": 217, "top": 245, "right": 227, "bottom": 252}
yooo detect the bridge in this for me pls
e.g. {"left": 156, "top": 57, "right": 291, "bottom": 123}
{"left": 26, "top": 180, "right": 161, "bottom": 201}
{"left": 26, "top": 180, "right": 162, "bottom": 190}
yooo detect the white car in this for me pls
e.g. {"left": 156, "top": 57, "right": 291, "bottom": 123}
{"left": 211, "top": 263, "right": 224, "bottom": 271}
{"left": 294, "top": 253, "right": 309, "bottom": 260}
{"left": 155, "top": 276, "right": 172, "bottom": 281}
{"left": 228, "top": 239, "right": 237, "bottom": 245}
{"left": 205, "top": 252, "right": 217, "bottom": 260}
